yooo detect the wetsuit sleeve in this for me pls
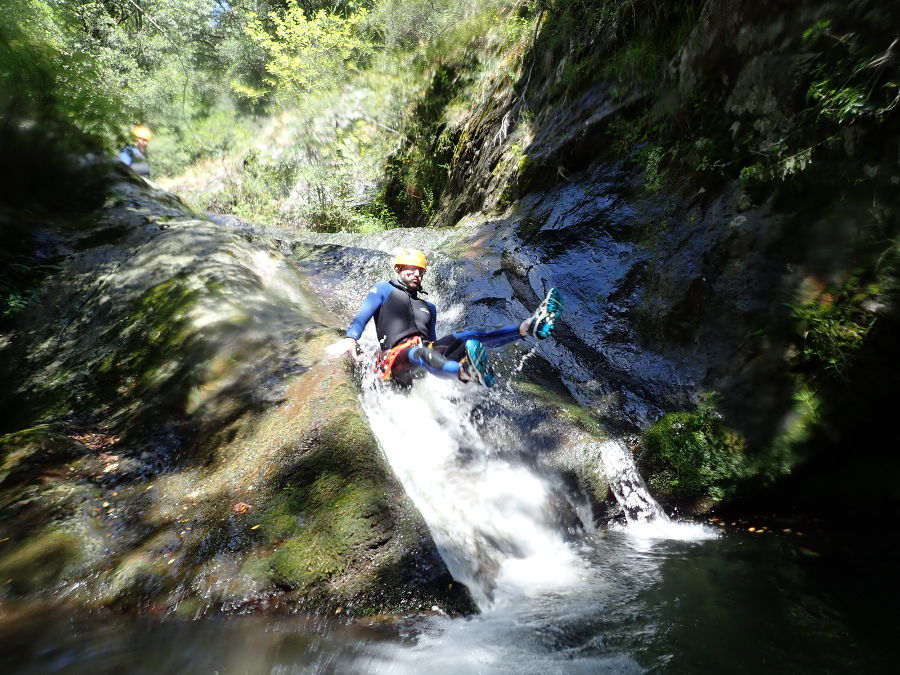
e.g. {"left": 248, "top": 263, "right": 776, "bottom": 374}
{"left": 118, "top": 147, "right": 134, "bottom": 166}
{"left": 426, "top": 301, "right": 437, "bottom": 342}
{"left": 346, "top": 282, "right": 391, "bottom": 340}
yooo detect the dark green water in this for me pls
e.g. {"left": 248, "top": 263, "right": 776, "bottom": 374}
{"left": 2, "top": 525, "right": 894, "bottom": 674}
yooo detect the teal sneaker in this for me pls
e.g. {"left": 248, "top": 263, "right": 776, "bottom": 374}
{"left": 463, "top": 339, "right": 495, "bottom": 387}
{"left": 526, "top": 287, "right": 563, "bottom": 339}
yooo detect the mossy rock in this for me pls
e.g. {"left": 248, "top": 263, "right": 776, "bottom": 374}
{"left": 0, "top": 175, "right": 473, "bottom": 616}
{"left": 0, "top": 427, "right": 87, "bottom": 488}
{"left": 0, "top": 531, "right": 82, "bottom": 595}
{"left": 247, "top": 409, "right": 395, "bottom": 591}
{"left": 510, "top": 380, "right": 614, "bottom": 506}
{"left": 90, "top": 277, "right": 200, "bottom": 408}
{"left": 640, "top": 407, "right": 749, "bottom": 503}
{"left": 103, "top": 553, "right": 167, "bottom": 605}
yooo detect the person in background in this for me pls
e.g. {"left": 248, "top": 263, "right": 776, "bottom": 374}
{"left": 118, "top": 124, "right": 153, "bottom": 177}
{"left": 329, "top": 248, "right": 563, "bottom": 387}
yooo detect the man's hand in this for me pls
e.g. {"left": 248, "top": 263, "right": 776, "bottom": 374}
{"left": 326, "top": 337, "right": 361, "bottom": 361}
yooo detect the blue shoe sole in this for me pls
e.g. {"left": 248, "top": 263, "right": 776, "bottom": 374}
{"left": 464, "top": 339, "right": 495, "bottom": 387}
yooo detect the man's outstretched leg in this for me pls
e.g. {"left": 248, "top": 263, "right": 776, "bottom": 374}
{"left": 403, "top": 342, "right": 496, "bottom": 387}
{"left": 401, "top": 288, "right": 563, "bottom": 387}
{"left": 436, "top": 287, "right": 564, "bottom": 352}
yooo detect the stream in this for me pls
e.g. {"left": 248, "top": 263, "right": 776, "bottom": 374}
{"left": 4, "top": 520, "right": 892, "bottom": 673}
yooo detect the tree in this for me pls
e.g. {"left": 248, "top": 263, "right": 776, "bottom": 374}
{"left": 243, "top": 0, "right": 374, "bottom": 101}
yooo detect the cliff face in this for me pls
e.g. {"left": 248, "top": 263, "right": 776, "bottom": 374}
{"left": 377, "top": 0, "right": 900, "bottom": 506}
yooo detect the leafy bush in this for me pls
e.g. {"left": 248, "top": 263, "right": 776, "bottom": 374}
{"left": 790, "top": 278, "right": 879, "bottom": 379}
{"left": 803, "top": 18, "right": 898, "bottom": 125}
{"left": 641, "top": 395, "right": 749, "bottom": 502}
{"left": 150, "top": 107, "right": 258, "bottom": 178}
{"left": 0, "top": 0, "right": 130, "bottom": 147}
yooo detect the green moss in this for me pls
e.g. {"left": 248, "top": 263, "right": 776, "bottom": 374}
{"left": 89, "top": 278, "right": 199, "bottom": 406}
{"left": 17, "top": 275, "right": 204, "bottom": 427}
{"left": 0, "top": 531, "right": 82, "bottom": 595}
{"left": 249, "top": 406, "right": 392, "bottom": 591}
{"left": 515, "top": 380, "right": 608, "bottom": 438}
{"left": 640, "top": 395, "right": 749, "bottom": 502}
{"left": 105, "top": 554, "right": 162, "bottom": 603}
{"left": 0, "top": 426, "right": 84, "bottom": 486}
{"left": 268, "top": 525, "right": 347, "bottom": 588}
{"left": 494, "top": 143, "right": 534, "bottom": 210}
{"left": 0, "top": 425, "right": 55, "bottom": 453}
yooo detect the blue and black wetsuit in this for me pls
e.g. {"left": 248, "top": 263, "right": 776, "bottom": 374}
{"left": 118, "top": 145, "right": 150, "bottom": 177}
{"left": 346, "top": 279, "right": 523, "bottom": 384}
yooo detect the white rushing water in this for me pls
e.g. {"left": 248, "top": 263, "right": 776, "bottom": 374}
{"left": 362, "top": 375, "right": 589, "bottom": 610}
{"left": 355, "top": 363, "right": 719, "bottom": 674}
{"left": 360, "top": 362, "right": 717, "bottom": 613}
{"left": 346, "top": 260, "right": 718, "bottom": 672}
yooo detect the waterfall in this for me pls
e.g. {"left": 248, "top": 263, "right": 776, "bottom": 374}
{"left": 596, "top": 436, "right": 720, "bottom": 542}
{"left": 596, "top": 438, "right": 668, "bottom": 524}
{"left": 360, "top": 373, "right": 589, "bottom": 610}
{"left": 339, "top": 247, "right": 716, "bottom": 614}
{"left": 357, "top": 347, "right": 715, "bottom": 611}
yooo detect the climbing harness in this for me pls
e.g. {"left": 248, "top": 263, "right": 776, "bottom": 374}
{"left": 374, "top": 336, "right": 422, "bottom": 381}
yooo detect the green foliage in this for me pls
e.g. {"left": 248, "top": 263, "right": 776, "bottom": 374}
{"left": 374, "top": 2, "right": 525, "bottom": 226}
{"left": 151, "top": 107, "right": 259, "bottom": 178}
{"left": 0, "top": 0, "right": 130, "bottom": 144}
{"left": 185, "top": 87, "right": 399, "bottom": 232}
{"left": 244, "top": 0, "right": 374, "bottom": 100}
{"left": 1, "top": 286, "right": 31, "bottom": 319}
{"left": 642, "top": 394, "right": 749, "bottom": 502}
{"left": 803, "top": 17, "right": 899, "bottom": 125}
{"left": 601, "top": 39, "right": 666, "bottom": 93}
{"left": 755, "top": 383, "right": 820, "bottom": 484}
{"left": 738, "top": 162, "right": 764, "bottom": 188}
{"left": 641, "top": 144, "right": 665, "bottom": 194}
{"left": 808, "top": 78, "right": 867, "bottom": 124}
{"left": 0, "top": 263, "right": 60, "bottom": 320}
{"left": 0, "top": 0, "right": 130, "bottom": 204}
{"left": 380, "top": 62, "right": 470, "bottom": 226}
{"left": 530, "top": 1, "right": 699, "bottom": 98}
{"left": 790, "top": 278, "right": 879, "bottom": 379}
{"left": 189, "top": 150, "right": 297, "bottom": 226}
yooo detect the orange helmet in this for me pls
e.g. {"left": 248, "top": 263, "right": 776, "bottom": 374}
{"left": 131, "top": 124, "right": 153, "bottom": 141}
{"left": 393, "top": 248, "right": 427, "bottom": 270}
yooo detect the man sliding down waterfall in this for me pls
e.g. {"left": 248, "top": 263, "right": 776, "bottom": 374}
{"left": 328, "top": 249, "right": 563, "bottom": 387}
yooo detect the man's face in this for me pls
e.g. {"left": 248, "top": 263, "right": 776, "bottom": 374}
{"left": 135, "top": 137, "right": 149, "bottom": 152}
{"left": 396, "top": 264, "right": 425, "bottom": 290}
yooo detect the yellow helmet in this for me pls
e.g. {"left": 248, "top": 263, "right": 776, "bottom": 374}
{"left": 393, "top": 248, "right": 427, "bottom": 270}
{"left": 131, "top": 124, "right": 154, "bottom": 141}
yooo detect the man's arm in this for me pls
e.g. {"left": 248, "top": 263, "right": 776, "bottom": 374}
{"left": 425, "top": 300, "right": 438, "bottom": 342}
{"left": 327, "top": 283, "right": 390, "bottom": 359}
{"left": 346, "top": 283, "right": 390, "bottom": 340}
{"left": 118, "top": 147, "right": 134, "bottom": 166}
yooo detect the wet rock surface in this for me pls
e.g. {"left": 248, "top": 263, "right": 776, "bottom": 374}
{"left": 0, "top": 173, "right": 473, "bottom": 616}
